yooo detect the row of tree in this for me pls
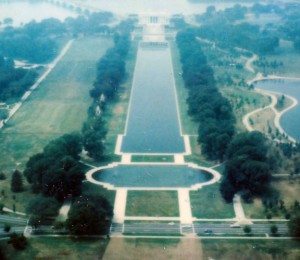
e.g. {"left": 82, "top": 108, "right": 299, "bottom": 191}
{"left": 176, "top": 29, "right": 235, "bottom": 161}
{"left": 23, "top": 133, "right": 84, "bottom": 200}
{"left": 0, "top": 55, "right": 37, "bottom": 102}
{"left": 82, "top": 22, "right": 132, "bottom": 160}
{"left": 0, "top": 12, "right": 114, "bottom": 63}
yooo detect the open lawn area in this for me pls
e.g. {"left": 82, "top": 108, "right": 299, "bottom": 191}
{"left": 201, "top": 239, "right": 300, "bottom": 260}
{"left": 81, "top": 182, "right": 116, "bottom": 206}
{"left": 1, "top": 237, "right": 109, "bottom": 260}
{"left": 190, "top": 183, "right": 235, "bottom": 219}
{"left": 249, "top": 107, "right": 276, "bottom": 134}
{"left": 0, "top": 179, "right": 35, "bottom": 214}
{"left": 126, "top": 191, "right": 179, "bottom": 217}
{"left": 244, "top": 178, "right": 300, "bottom": 219}
{"left": 103, "top": 237, "right": 203, "bottom": 260}
{"left": 256, "top": 40, "right": 300, "bottom": 78}
{"left": 221, "top": 86, "right": 270, "bottom": 132}
{"left": 169, "top": 41, "right": 198, "bottom": 136}
{"left": 0, "top": 37, "right": 112, "bottom": 173}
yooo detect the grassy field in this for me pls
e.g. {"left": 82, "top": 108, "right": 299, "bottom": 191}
{"left": 1, "top": 237, "right": 109, "bottom": 260}
{"left": 131, "top": 155, "right": 174, "bottom": 163}
{"left": 169, "top": 40, "right": 198, "bottom": 136}
{"left": 0, "top": 179, "right": 36, "bottom": 214}
{"left": 102, "top": 41, "right": 138, "bottom": 158}
{"left": 249, "top": 107, "right": 276, "bottom": 134}
{"left": 244, "top": 178, "right": 300, "bottom": 219}
{"left": 103, "top": 237, "right": 202, "bottom": 260}
{"left": 81, "top": 181, "right": 116, "bottom": 207}
{"left": 190, "top": 183, "right": 235, "bottom": 219}
{"left": 258, "top": 40, "right": 300, "bottom": 78}
{"left": 201, "top": 239, "right": 300, "bottom": 260}
{"left": 221, "top": 86, "right": 270, "bottom": 132}
{"left": 126, "top": 191, "right": 179, "bottom": 217}
{"left": 0, "top": 36, "right": 112, "bottom": 173}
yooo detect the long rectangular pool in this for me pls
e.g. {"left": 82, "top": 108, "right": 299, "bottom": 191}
{"left": 121, "top": 43, "right": 185, "bottom": 154}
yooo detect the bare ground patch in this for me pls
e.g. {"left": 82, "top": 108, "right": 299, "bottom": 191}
{"left": 103, "top": 237, "right": 203, "bottom": 260}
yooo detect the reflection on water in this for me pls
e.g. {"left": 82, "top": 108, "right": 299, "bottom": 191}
{"left": 74, "top": 0, "right": 250, "bottom": 14}
{"left": 255, "top": 79, "right": 300, "bottom": 142}
{"left": 0, "top": 2, "right": 76, "bottom": 26}
{"left": 0, "top": 0, "right": 252, "bottom": 26}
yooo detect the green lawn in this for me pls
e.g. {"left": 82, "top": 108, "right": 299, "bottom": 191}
{"left": 190, "top": 183, "right": 235, "bottom": 219}
{"left": 126, "top": 190, "right": 179, "bottom": 217}
{"left": 0, "top": 36, "right": 112, "bottom": 173}
{"left": 258, "top": 39, "right": 300, "bottom": 78}
{"left": 1, "top": 237, "right": 109, "bottom": 260}
{"left": 201, "top": 239, "right": 300, "bottom": 260}
{"left": 131, "top": 155, "right": 174, "bottom": 163}
{"left": 169, "top": 40, "right": 198, "bottom": 136}
{"left": 81, "top": 182, "right": 116, "bottom": 207}
{"left": 221, "top": 86, "right": 270, "bottom": 132}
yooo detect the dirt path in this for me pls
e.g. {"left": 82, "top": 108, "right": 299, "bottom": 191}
{"left": 103, "top": 237, "right": 203, "bottom": 260}
{"left": 245, "top": 54, "right": 257, "bottom": 73}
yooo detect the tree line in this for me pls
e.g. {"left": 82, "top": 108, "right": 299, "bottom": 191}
{"left": 176, "top": 29, "right": 235, "bottom": 161}
{"left": 0, "top": 12, "right": 114, "bottom": 64}
{"left": 21, "top": 19, "right": 134, "bottom": 235}
{"left": 0, "top": 55, "right": 37, "bottom": 103}
{"left": 82, "top": 20, "right": 133, "bottom": 160}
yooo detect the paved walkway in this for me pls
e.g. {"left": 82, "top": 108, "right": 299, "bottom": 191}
{"left": 178, "top": 189, "right": 193, "bottom": 224}
{"left": 233, "top": 195, "right": 252, "bottom": 224}
{"left": 113, "top": 189, "right": 127, "bottom": 223}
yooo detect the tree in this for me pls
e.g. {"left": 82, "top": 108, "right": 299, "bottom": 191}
{"left": 270, "top": 225, "right": 278, "bottom": 236}
{"left": 4, "top": 224, "right": 11, "bottom": 233}
{"left": 8, "top": 233, "right": 27, "bottom": 250}
{"left": 220, "top": 132, "right": 272, "bottom": 202}
{"left": 11, "top": 170, "right": 23, "bottom": 193}
{"left": 0, "top": 172, "right": 6, "bottom": 180}
{"left": 66, "top": 195, "right": 113, "bottom": 235}
{"left": 26, "top": 196, "right": 61, "bottom": 219}
{"left": 288, "top": 214, "right": 300, "bottom": 237}
{"left": 243, "top": 225, "right": 252, "bottom": 235}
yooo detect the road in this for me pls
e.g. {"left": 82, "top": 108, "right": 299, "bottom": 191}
{"left": 110, "top": 222, "right": 289, "bottom": 236}
{"left": 0, "top": 214, "right": 28, "bottom": 225}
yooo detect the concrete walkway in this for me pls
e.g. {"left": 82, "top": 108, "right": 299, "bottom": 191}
{"left": 113, "top": 189, "right": 127, "bottom": 223}
{"left": 178, "top": 189, "right": 193, "bottom": 224}
{"left": 233, "top": 195, "right": 252, "bottom": 224}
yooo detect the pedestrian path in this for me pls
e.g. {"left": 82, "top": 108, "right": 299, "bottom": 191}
{"left": 113, "top": 189, "right": 127, "bottom": 223}
{"left": 178, "top": 189, "right": 193, "bottom": 224}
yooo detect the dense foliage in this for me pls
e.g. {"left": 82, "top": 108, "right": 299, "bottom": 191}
{"left": 220, "top": 131, "right": 272, "bottom": 202}
{"left": 66, "top": 195, "right": 113, "bottom": 235}
{"left": 26, "top": 195, "right": 61, "bottom": 224}
{"left": 288, "top": 214, "right": 300, "bottom": 237}
{"left": 176, "top": 30, "right": 235, "bottom": 161}
{"left": 23, "top": 133, "right": 84, "bottom": 200}
{"left": 0, "top": 55, "right": 37, "bottom": 102}
{"left": 82, "top": 20, "right": 133, "bottom": 160}
{"left": 0, "top": 12, "right": 114, "bottom": 63}
{"left": 11, "top": 170, "right": 23, "bottom": 193}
